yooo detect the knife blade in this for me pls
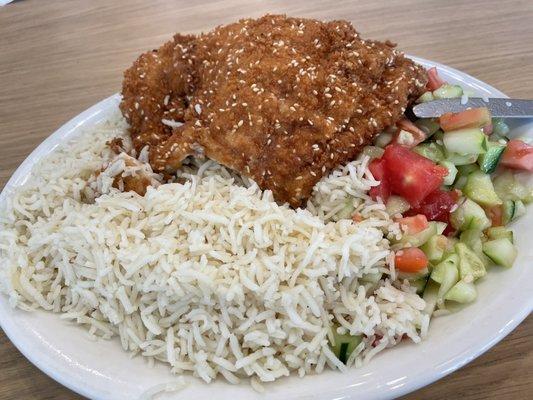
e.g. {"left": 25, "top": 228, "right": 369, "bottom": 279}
{"left": 412, "top": 98, "right": 533, "bottom": 118}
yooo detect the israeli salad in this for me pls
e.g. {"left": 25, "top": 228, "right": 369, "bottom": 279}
{"left": 366, "top": 67, "right": 532, "bottom": 316}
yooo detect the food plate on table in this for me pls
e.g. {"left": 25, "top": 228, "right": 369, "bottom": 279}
{"left": 0, "top": 15, "right": 532, "bottom": 400}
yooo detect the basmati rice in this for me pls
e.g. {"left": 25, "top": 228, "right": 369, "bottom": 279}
{"left": 0, "top": 112, "right": 427, "bottom": 386}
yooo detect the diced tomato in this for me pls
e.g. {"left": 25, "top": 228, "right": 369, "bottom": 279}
{"left": 485, "top": 205, "right": 503, "bottom": 226}
{"left": 395, "top": 248, "right": 429, "bottom": 273}
{"left": 439, "top": 107, "right": 491, "bottom": 132}
{"left": 426, "top": 67, "right": 445, "bottom": 91}
{"left": 368, "top": 158, "right": 391, "bottom": 202}
{"left": 409, "top": 189, "right": 460, "bottom": 223}
{"left": 392, "top": 118, "right": 427, "bottom": 147}
{"left": 500, "top": 139, "right": 533, "bottom": 172}
{"left": 382, "top": 145, "right": 448, "bottom": 207}
{"left": 397, "top": 214, "right": 429, "bottom": 234}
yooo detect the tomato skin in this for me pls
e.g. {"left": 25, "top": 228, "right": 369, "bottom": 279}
{"left": 409, "top": 189, "right": 459, "bottom": 223}
{"left": 427, "top": 67, "right": 445, "bottom": 91}
{"left": 368, "top": 158, "right": 391, "bottom": 202}
{"left": 395, "top": 248, "right": 429, "bottom": 273}
{"left": 382, "top": 145, "right": 448, "bottom": 207}
{"left": 397, "top": 214, "right": 429, "bottom": 234}
{"left": 500, "top": 139, "right": 533, "bottom": 172}
{"left": 439, "top": 107, "right": 491, "bottom": 132}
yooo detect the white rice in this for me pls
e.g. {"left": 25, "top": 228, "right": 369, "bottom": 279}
{"left": 0, "top": 112, "right": 427, "bottom": 385}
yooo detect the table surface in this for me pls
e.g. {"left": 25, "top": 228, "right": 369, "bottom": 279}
{"left": 0, "top": 0, "right": 532, "bottom": 399}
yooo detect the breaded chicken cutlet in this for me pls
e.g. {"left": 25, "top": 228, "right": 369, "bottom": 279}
{"left": 120, "top": 15, "right": 427, "bottom": 207}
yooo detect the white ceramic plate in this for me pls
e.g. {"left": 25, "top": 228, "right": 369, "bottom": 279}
{"left": 0, "top": 57, "right": 532, "bottom": 400}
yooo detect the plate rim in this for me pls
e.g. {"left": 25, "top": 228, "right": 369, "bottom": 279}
{"left": 0, "top": 56, "right": 531, "bottom": 400}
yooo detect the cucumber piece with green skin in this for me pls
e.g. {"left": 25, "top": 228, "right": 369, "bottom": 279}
{"left": 491, "top": 118, "right": 510, "bottom": 137}
{"left": 482, "top": 238, "right": 517, "bottom": 268}
{"left": 456, "top": 242, "right": 486, "bottom": 281}
{"left": 502, "top": 199, "right": 526, "bottom": 225}
{"left": 421, "top": 234, "right": 448, "bottom": 262}
{"left": 445, "top": 151, "right": 479, "bottom": 166}
{"left": 433, "top": 84, "right": 463, "bottom": 99}
{"left": 445, "top": 280, "right": 477, "bottom": 303}
{"left": 422, "top": 281, "right": 440, "bottom": 315}
{"left": 437, "top": 260, "right": 459, "bottom": 305}
{"left": 487, "top": 226, "right": 514, "bottom": 243}
{"left": 443, "top": 128, "right": 487, "bottom": 155}
{"left": 398, "top": 222, "right": 438, "bottom": 247}
{"left": 463, "top": 170, "right": 502, "bottom": 207}
{"left": 477, "top": 141, "right": 506, "bottom": 174}
{"left": 385, "top": 195, "right": 410, "bottom": 216}
{"left": 454, "top": 175, "right": 468, "bottom": 190}
{"left": 412, "top": 275, "right": 431, "bottom": 295}
{"left": 398, "top": 269, "right": 429, "bottom": 281}
{"left": 431, "top": 253, "right": 459, "bottom": 284}
{"left": 456, "top": 164, "right": 479, "bottom": 176}
{"left": 450, "top": 198, "right": 491, "bottom": 232}
{"left": 439, "top": 160, "right": 458, "bottom": 186}
{"left": 433, "top": 130, "right": 445, "bottom": 141}
{"left": 362, "top": 146, "right": 384, "bottom": 160}
{"left": 493, "top": 171, "right": 533, "bottom": 204}
{"left": 415, "top": 118, "right": 441, "bottom": 136}
{"left": 417, "top": 91, "right": 434, "bottom": 103}
{"left": 374, "top": 132, "right": 393, "bottom": 148}
{"left": 330, "top": 329, "right": 363, "bottom": 364}
{"left": 413, "top": 142, "right": 445, "bottom": 162}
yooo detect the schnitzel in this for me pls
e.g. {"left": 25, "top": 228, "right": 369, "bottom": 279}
{"left": 120, "top": 15, "right": 427, "bottom": 206}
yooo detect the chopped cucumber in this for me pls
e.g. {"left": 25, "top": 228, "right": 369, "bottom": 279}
{"left": 417, "top": 91, "right": 434, "bottom": 103}
{"left": 362, "top": 146, "right": 385, "bottom": 160}
{"left": 450, "top": 198, "right": 491, "bottom": 232}
{"left": 412, "top": 276, "right": 430, "bottom": 295}
{"left": 421, "top": 234, "right": 448, "bottom": 262}
{"left": 491, "top": 118, "right": 510, "bottom": 137}
{"left": 398, "top": 269, "right": 429, "bottom": 281}
{"left": 433, "top": 84, "right": 463, "bottom": 99}
{"left": 463, "top": 170, "right": 502, "bottom": 207}
{"left": 493, "top": 171, "right": 533, "bottom": 204}
{"left": 487, "top": 226, "right": 513, "bottom": 243}
{"left": 437, "top": 260, "right": 459, "bottom": 304}
{"left": 431, "top": 253, "right": 459, "bottom": 284}
{"left": 456, "top": 164, "right": 479, "bottom": 177}
{"left": 502, "top": 199, "right": 526, "bottom": 225}
{"left": 433, "top": 130, "right": 445, "bottom": 141}
{"left": 482, "top": 238, "right": 517, "bottom": 268}
{"left": 434, "top": 222, "right": 447, "bottom": 235}
{"left": 445, "top": 151, "right": 479, "bottom": 166}
{"left": 459, "top": 229, "right": 483, "bottom": 256}
{"left": 374, "top": 132, "right": 393, "bottom": 148}
{"left": 422, "top": 281, "right": 439, "bottom": 315}
{"left": 415, "top": 118, "right": 441, "bottom": 136}
{"left": 385, "top": 195, "right": 410, "bottom": 216}
{"left": 336, "top": 200, "right": 355, "bottom": 220}
{"left": 478, "top": 141, "right": 505, "bottom": 174}
{"left": 399, "top": 222, "right": 438, "bottom": 247}
{"left": 445, "top": 280, "right": 477, "bottom": 303}
{"left": 443, "top": 128, "right": 487, "bottom": 155}
{"left": 454, "top": 175, "right": 468, "bottom": 190}
{"left": 456, "top": 242, "right": 486, "bottom": 281}
{"left": 395, "top": 130, "right": 418, "bottom": 147}
{"left": 413, "top": 142, "right": 445, "bottom": 162}
{"left": 330, "top": 329, "right": 363, "bottom": 364}
{"left": 439, "top": 160, "right": 458, "bottom": 186}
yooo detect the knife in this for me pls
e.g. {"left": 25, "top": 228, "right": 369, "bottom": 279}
{"left": 412, "top": 98, "right": 533, "bottom": 118}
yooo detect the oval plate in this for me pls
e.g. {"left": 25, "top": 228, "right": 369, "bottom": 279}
{"left": 0, "top": 57, "right": 532, "bottom": 400}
